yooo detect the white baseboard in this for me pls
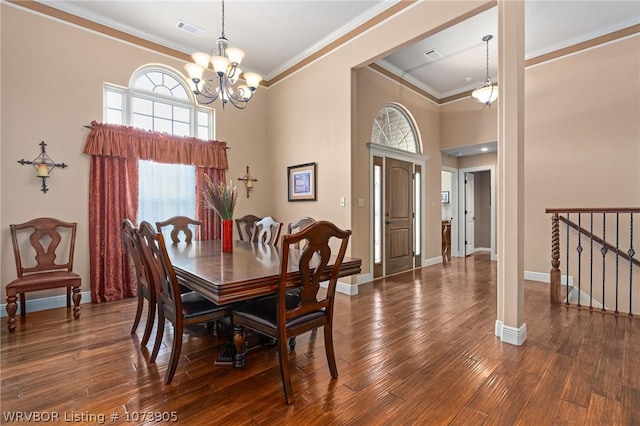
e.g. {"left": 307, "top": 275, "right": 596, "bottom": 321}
{"left": 0, "top": 291, "right": 93, "bottom": 318}
{"left": 495, "top": 320, "right": 527, "bottom": 346}
{"left": 423, "top": 256, "right": 442, "bottom": 267}
{"left": 524, "top": 270, "right": 574, "bottom": 285}
{"left": 337, "top": 280, "right": 359, "bottom": 295}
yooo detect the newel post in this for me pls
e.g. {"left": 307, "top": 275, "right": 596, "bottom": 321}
{"left": 550, "top": 213, "right": 561, "bottom": 304}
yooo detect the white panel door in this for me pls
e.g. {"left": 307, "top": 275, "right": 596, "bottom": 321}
{"left": 465, "top": 172, "right": 475, "bottom": 256}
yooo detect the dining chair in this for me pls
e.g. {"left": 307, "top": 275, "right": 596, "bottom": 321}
{"left": 233, "top": 221, "right": 351, "bottom": 404}
{"left": 286, "top": 217, "right": 316, "bottom": 249}
{"left": 252, "top": 216, "right": 283, "bottom": 246}
{"left": 156, "top": 216, "right": 202, "bottom": 294}
{"left": 5, "top": 217, "right": 81, "bottom": 332}
{"left": 156, "top": 216, "right": 203, "bottom": 244}
{"left": 235, "top": 214, "right": 262, "bottom": 242}
{"left": 137, "top": 221, "right": 234, "bottom": 384}
{"left": 121, "top": 219, "right": 156, "bottom": 346}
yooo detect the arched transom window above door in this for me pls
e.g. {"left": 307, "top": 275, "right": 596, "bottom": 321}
{"left": 371, "top": 104, "right": 419, "bottom": 153}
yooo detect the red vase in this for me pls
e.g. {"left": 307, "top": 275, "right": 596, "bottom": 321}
{"left": 222, "top": 219, "right": 233, "bottom": 253}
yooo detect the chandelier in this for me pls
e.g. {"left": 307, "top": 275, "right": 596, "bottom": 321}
{"left": 471, "top": 35, "right": 498, "bottom": 107}
{"left": 184, "top": 0, "right": 262, "bottom": 109}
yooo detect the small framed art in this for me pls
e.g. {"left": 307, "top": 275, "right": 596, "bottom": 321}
{"left": 441, "top": 191, "right": 450, "bottom": 204}
{"left": 287, "top": 162, "right": 317, "bottom": 202}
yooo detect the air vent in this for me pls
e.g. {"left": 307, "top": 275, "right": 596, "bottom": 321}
{"left": 176, "top": 20, "right": 206, "bottom": 37}
{"left": 423, "top": 48, "right": 444, "bottom": 62}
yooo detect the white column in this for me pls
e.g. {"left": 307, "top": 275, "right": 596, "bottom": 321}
{"left": 495, "top": 0, "right": 527, "bottom": 345}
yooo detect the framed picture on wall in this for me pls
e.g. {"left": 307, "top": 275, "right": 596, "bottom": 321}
{"left": 287, "top": 162, "right": 317, "bottom": 201}
{"left": 441, "top": 191, "right": 450, "bottom": 204}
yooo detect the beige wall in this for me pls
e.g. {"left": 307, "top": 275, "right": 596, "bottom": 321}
{"left": 523, "top": 35, "right": 640, "bottom": 274}
{"left": 441, "top": 96, "right": 497, "bottom": 150}
{"left": 1, "top": 4, "right": 269, "bottom": 304}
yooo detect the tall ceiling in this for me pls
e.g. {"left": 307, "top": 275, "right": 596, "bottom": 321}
{"left": 27, "top": 0, "right": 638, "bottom": 102}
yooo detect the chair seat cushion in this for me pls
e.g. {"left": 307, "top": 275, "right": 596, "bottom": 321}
{"left": 7, "top": 271, "right": 81, "bottom": 292}
{"left": 180, "top": 291, "right": 232, "bottom": 318}
{"left": 233, "top": 294, "right": 326, "bottom": 330}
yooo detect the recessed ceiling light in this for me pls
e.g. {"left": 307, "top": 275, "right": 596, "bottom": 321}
{"left": 481, "top": 147, "right": 488, "bottom": 152}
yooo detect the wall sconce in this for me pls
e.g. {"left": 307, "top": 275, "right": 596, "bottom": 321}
{"left": 17, "top": 141, "right": 68, "bottom": 193}
{"left": 237, "top": 165, "right": 258, "bottom": 198}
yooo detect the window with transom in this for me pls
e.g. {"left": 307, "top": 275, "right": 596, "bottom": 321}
{"left": 104, "top": 66, "right": 213, "bottom": 233}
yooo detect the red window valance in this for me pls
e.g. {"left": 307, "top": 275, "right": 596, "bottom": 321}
{"left": 83, "top": 121, "right": 228, "bottom": 169}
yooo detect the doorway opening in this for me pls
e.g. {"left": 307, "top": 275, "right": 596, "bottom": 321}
{"left": 457, "top": 165, "right": 496, "bottom": 260}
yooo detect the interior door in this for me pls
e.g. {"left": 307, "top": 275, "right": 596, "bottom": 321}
{"left": 465, "top": 172, "right": 475, "bottom": 256}
{"left": 385, "top": 158, "right": 413, "bottom": 274}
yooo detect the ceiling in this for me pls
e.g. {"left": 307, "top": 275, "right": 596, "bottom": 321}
{"left": 20, "top": 1, "right": 640, "bottom": 156}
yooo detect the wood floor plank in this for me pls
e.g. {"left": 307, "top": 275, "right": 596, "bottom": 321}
{"left": 1, "top": 252, "right": 636, "bottom": 425}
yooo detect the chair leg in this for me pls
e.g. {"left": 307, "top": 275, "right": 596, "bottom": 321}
{"left": 131, "top": 289, "right": 144, "bottom": 335}
{"left": 66, "top": 287, "right": 71, "bottom": 308}
{"left": 6, "top": 295, "right": 17, "bottom": 332}
{"left": 19, "top": 293, "right": 26, "bottom": 317}
{"left": 278, "top": 334, "right": 294, "bottom": 404}
{"left": 323, "top": 324, "right": 338, "bottom": 379}
{"left": 140, "top": 297, "right": 156, "bottom": 347}
{"left": 72, "top": 286, "right": 81, "bottom": 319}
{"left": 150, "top": 308, "right": 165, "bottom": 363}
{"left": 164, "top": 324, "right": 183, "bottom": 384}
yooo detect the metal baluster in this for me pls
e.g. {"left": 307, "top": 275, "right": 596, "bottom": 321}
{"left": 629, "top": 213, "right": 635, "bottom": 317}
{"left": 589, "top": 213, "right": 594, "bottom": 309}
{"left": 577, "top": 214, "right": 582, "bottom": 308}
{"left": 566, "top": 213, "right": 570, "bottom": 305}
{"left": 615, "top": 212, "right": 619, "bottom": 315}
{"left": 601, "top": 213, "right": 607, "bottom": 312}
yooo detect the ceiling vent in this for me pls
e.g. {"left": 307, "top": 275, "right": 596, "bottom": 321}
{"left": 176, "top": 20, "right": 205, "bottom": 37}
{"left": 423, "top": 48, "right": 444, "bottom": 62}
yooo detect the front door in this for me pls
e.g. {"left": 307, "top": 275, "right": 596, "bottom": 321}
{"left": 385, "top": 158, "right": 414, "bottom": 274}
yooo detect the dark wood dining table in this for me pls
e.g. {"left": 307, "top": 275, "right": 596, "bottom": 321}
{"left": 167, "top": 239, "right": 362, "bottom": 366}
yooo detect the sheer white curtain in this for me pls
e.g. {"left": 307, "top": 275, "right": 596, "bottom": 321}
{"left": 138, "top": 160, "right": 196, "bottom": 240}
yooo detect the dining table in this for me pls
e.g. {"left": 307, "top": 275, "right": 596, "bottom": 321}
{"left": 167, "top": 239, "right": 362, "bottom": 366}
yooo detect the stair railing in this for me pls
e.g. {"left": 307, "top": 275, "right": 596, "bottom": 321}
{"left": 546, "top": 208, "right": 639, "bottom": 317}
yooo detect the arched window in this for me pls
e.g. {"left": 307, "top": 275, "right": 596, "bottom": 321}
{"left": 104, "top": 65, "right": 213, "bottom": 234}
{"left": 371, "top": 103, "right": 419, "bottom": 153}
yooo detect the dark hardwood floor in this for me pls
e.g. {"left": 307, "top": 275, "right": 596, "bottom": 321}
{"left": 1, "top": 253, "right": 638, "bottom": 425}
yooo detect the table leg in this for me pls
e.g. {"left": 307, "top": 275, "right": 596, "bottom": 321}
{"left": 233, "top": 325, "right": 246, "bottom": 367}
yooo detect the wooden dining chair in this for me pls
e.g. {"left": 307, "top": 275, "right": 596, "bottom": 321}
{"left": 156, "top": 216, "right": 202, "bottom": 294}
{"left": 287, "top": 217, "right": 316, "bottom": 249}
{"left": 235, "top": 214, "right": 262, "bottom": 242}
{"left": 137, "top": 221, "right": 234, "bottom": 384}
{"left": 252, "top": 216, "right": 283, "bottom": 246}
{"left": 233, "top": 221, "right": 351, "bottom": 404}
{"left": 5, "top": 217, "right": 81, "bottom": 332}
{"left": 121, "top": 219, "right": 156, "bottom": 346}
{"left": 156, "top": 216, "right": 202, "bottom": 244}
